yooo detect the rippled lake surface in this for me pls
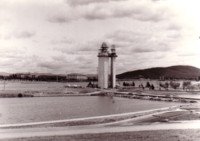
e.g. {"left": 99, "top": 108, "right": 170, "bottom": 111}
{"left": 0, "top": 96, "right": 179, "bottom": 124}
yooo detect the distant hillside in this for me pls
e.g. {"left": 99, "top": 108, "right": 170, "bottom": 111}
{"left": 117, "top": 65, "right": 200, "bottom": 80}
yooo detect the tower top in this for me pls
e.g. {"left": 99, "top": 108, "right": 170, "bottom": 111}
{"left": 101, "top": 42, "right": 108, "bottom": 49}
{"left": 111, "top": 45, "right": 116, "bottom": 52}
{"left": 110, "top": 44, "right": 117, "bottom": 57}
{"left": 98, "top": 42, "right": 110, "bottom": 57}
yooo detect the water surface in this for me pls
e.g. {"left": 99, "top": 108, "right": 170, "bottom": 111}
{"left": 0, "top": 96, "right": 179, "bottom": 124}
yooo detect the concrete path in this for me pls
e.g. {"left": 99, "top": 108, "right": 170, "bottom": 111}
{"left": 1, "top": 121, "right": 200, "bottom": 139}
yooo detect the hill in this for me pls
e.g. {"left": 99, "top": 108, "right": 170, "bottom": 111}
{"left": 117, "top": 65, "right": 200, "bottom": 80}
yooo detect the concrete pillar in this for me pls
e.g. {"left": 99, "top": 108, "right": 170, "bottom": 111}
{"left": 110, "top": 45, "right": 117, "bottom": 88}
{"left": 98, "top": 43, "right": 110, "bottom": 89}
{"left": 98, "top": 57, "right": 109, "bottom": 88}
{"left": 110, "top": 57, "right": 116, "bottom": 88}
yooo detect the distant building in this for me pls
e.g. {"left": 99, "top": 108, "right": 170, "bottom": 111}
{"left": 159, "top": 76, "right": 165, "bottom": 81}
{"left": 14, "top": 73, "right": 31, "bottom": 79}
{"left": 10, "top": 73, "right": 66, "bottom": 81}
{"left": 66, "top": 73, "right": 87, "bottom": 81}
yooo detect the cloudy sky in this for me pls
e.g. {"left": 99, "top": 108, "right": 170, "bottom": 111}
{"left": 0, "top": 0, "right": 200, "bottom": 74}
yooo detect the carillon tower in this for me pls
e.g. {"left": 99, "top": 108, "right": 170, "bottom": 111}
{"left": 98, "top": 42, "right": 110, "bottom": 89}
{"left": 98, "top": 42, "right": 118, "bottom": 89}
{"left": 110, "top": 45, "right": 117, "bottom": 88}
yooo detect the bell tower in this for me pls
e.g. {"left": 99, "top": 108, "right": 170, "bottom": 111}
{"left": 97, "top": 42, "right": 117, "bottom": 89}
{"left": 110, "top": 45, "right": 117, "bottom": 88}
{"left": 98, "top": 42, "right": 110, "bottom": 89}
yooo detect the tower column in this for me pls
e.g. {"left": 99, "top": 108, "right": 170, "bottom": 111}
{"left": 98, "top": 43, "right": 110, "bottom": 89}
{"left": 97, "top": 43, "right": 117, "bottom": 89}
{"left": 98, "top": 57, "right": 109, "bottom": 88}
{"left": 110, "top": 45, "right": 117, "bottom": 88}
{"left": 110, "top": 57, "right": 116, "bottom": 88}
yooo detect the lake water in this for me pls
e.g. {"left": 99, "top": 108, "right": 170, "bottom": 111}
{"left": 0, "top": 96, "right": 179, "bottom": 125}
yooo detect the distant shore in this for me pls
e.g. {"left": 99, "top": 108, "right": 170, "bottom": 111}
{"left": 1, "top": 87, "right": 199, "bottom": 104}
{"left": 0, "top": 87, "right": 99, "bottom": 98}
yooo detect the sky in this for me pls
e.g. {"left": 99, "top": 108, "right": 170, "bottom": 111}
{"left": 0, "top": 0, "right": 200, "bottom": 74}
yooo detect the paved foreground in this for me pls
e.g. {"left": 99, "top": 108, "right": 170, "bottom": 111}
{"left": 1, "top": 121, "right": 200, "bottom": 140}
{"left": 1, "top": 129, "right": 200, "bottom": 141}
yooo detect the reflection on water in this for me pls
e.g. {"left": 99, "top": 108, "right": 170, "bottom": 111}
{"left": 0, "top": 96, "right": 179, "bottom": 124}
